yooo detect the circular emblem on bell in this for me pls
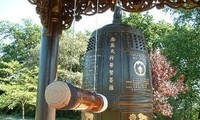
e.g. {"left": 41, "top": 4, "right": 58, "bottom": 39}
{"left": 134, "top": 61, "right": 146, "bottom": 76}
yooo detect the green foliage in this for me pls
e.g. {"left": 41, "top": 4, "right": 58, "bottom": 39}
{"left": 59, "top": 30, "right": 89, "bottom": 72}
{"left": 123, "top": 13, "right": 173, "bottom": 49}
{"left": 0, "top": 61, "right": 38, "bottom": 119}
{"left": 57, "top": 65, "right": 83, "bottom": 87}
{"left": 0, "top": 19, "right": 40, "bottom": 118}
{"left": 0, "top": 61, "right": 20, "bottom": 83}
{"left": 148, "top": 8, "right": 200, "bottom": 119}
{"left": 57, "top": 30, "right": 89, "bottom": 86}
{"left": 123, "top": 12, "right": 200, "bottom": 119}
{"left": 162, "top": 25, "right": 200, "bottom": 78}
{"left": 0, "top": 19, "right": 89, "bottom": 119}
{"left": 26, "top": 43, "right": 40, "bottom": 68}
{"left": 0, "top": 19, "right": 41, "bottom": 63}
{"left": 165, "top": 8, "right": 200, "bottom": 28}
{"left": 160, "top": 24, "right": 200, "bottom": 120}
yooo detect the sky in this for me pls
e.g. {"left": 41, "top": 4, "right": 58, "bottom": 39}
{"left": 0, "top": 0, "right": 173, "bottom": 32}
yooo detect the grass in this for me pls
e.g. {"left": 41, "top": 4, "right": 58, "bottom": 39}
{"left": 0, "top": 114, "right": 80, "bottom": 120}
{"left": 0, "top": 114, "right": 34, "bottom": 120}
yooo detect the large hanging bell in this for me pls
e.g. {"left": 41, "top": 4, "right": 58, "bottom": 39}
{"left": 82, "top": 7, "right": 153, "bottom": 120}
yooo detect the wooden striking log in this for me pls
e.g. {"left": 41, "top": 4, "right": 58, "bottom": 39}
{"left": 45, "top": 81, "right": 108, "bottom": 113}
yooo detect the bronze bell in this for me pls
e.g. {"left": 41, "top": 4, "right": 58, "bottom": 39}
{"left": 82, "top": 7, "right": 153, "bottom": 120}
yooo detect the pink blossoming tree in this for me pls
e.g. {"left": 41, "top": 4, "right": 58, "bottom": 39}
{"left": 150, "top": 50, "right": 188, "bottom": 117}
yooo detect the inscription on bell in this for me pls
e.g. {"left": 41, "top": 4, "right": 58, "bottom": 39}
{"left": 83, "top": 54, "right": 101, "bottom": 90}
{"left": 107, "top": 36, "right": 116, "bottom": 91}
{"left": 123, "top": 53, "right": 150, "bottom": 92}
{"left": 124, "top": 78, "right": 150, "bottom": 91}
{"left": 109, "top": 77, "right": 114, "bottom": 83}
{"left": 109, "top": 85, "right": 114, "bottom": 91}
{"left": 109, "top": 55, "right": 114, "bottom": 61}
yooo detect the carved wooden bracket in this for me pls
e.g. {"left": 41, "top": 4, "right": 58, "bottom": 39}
{"left": 28, "top": 0, "right": 200, "bottom": 31}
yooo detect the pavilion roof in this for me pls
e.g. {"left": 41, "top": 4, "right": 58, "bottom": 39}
{"left": 28, "top": 0, "right": 200, "bottom": 32}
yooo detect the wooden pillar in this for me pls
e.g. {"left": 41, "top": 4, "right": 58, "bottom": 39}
{"left": 35, "top": 26, "right": 60, "bottom": 120}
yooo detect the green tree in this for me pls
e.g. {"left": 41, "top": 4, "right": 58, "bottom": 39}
{"left": 160, "top": 24, "right": 200, "bottom": 120}
{"left": 165, "top": 8, "right": 200, "bottom": 28}
{"left": 0, "top": 19, "right": 89, "bottom": 119}
{"left": 0, "top": 19, "right": 41, "bottom": 63}
{"left": 58, "top": 30, "right": 89, "bottom": 72}
{"left": 58, "top": 30, "right": 88, "bottom": 87}
{"left": 28, "top": 29, "right": 89, "bottom": 87}
{"left": 123, "top": 13, "right": 173, "bottom": 49}
{"left": 159, "top": 8, "right": 200, "bottom": 119}
{"left": 0, "top": 61, "right": 38, "bottom": 119}
{"left": 123, "top": 12, "right": 200, "bottom": 119}
{"left": 0, "top": 19, "right": 40, "bottom": 118}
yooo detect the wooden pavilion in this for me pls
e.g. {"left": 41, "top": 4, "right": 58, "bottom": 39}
{"left": 28, "top": 0, "right": 200, "bottom": 120}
